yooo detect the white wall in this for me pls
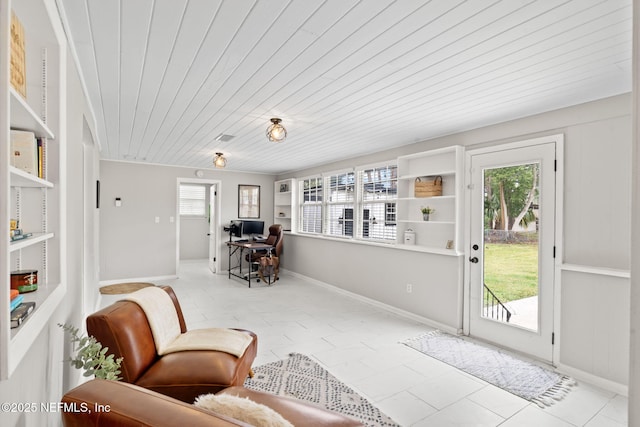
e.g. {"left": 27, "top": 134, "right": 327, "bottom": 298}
{"left": 99, "top": 162, "right": 275, "bottom": 281}
{"left": 179, "top": 216, "right": 210, "bottom": 260}
{"left": 279, "top": 94, "right": 632, "bottom": 388}
{"left": 0, "top": 45, "right": 101, "bottom": 425}
{"left": 286, "top": 235, "right": 464, "bottom": 329}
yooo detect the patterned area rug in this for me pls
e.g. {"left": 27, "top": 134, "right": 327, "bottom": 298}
{"left": 244, "top": 353, "right": 399, "bottom": 427}
{"left": 403, "top": 330, "right": 575, "bottom": 407}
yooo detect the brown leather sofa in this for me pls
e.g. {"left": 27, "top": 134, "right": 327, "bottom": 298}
{"left": 61, "top": 379, "right": 364, "bottom": 426}
{"left": 86, "top": 286, "right": 257, "bottom": 403}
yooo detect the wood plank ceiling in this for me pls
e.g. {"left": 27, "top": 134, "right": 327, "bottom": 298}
{"left": 56, "top": 0, "right": 631, "bottom": 174}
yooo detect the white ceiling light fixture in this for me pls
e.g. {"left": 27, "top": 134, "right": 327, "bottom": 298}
{"left": 266, "top": 118, "right": 287, "bottom": 143}
{"left": 213, "top": 152, "right": 227, "bottom": 169}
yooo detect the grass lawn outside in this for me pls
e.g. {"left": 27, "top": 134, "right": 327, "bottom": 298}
{"left": 483, "top": 242, "right": 538, "bottom": 304}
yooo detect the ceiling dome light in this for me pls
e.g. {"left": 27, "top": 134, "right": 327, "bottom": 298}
{"left": 266, "top": 118, "right": 287, "bottom": 143}
{"left": 213, "top": 152, "right": 227, "bottom": 168}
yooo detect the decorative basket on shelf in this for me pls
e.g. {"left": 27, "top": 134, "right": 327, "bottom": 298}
{"left": 414, "top": 176, "right": 442, "bottom": 197}
{"left": 10, "top": 11, "right": 26, "bottom": 98}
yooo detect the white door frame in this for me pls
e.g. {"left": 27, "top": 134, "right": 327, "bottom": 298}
{"left": 176, "top": 178, "right": 222, "bottom": 274}
{"left": 208, "top": 184, "right": 217, "bottom": 274}
{"left": 82, "top": 118, "right": 99, "bottom": 315}
{"left": 463, "top": 134, "right": 564, "bottom": 363}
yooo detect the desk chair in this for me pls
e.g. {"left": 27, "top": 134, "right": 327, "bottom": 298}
{"left": 247, "top": 224, "right": 283, "bottom": 261}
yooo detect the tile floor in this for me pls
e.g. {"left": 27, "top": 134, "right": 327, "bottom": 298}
{"left": 100, "top": 261, "right": 628, "bottom": 426}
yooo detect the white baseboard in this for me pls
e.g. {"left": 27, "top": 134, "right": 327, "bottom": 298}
{"left": 282, "top": 269, "right": 459, "bottom": 336}
{"left": 555, "top": 363, "right": 628, "bottom": 396}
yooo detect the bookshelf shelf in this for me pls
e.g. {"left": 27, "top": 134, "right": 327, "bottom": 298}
{"left": 274, "top": 179, "right": 296, "bottom": 232}
{"left": 9, "top": 88, "right": 55, "bottom": 139}
{"left": 9, "top": 166, "right": 53, "bottom": 188}
{"left": 397, "top": 220, "right": 455, "bottom": 225}
{"left": 396, "top": 146, "right": 464, "bottom": 251}
{"left": 9, "top": 232, "right": 55, "bottom": 252}
{"left": 397, "top": 169, "right": 456, "bottom": 180}
{"left": 1, "top": 0, "right": 66, "bottom": 379}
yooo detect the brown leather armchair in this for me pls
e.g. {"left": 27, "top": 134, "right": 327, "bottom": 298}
{"left": 86, "top": 286, "right": 257, "bottom": 403}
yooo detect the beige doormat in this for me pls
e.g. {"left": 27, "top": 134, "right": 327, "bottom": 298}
{"left": 402, "top": 330, "right": 575, "bottom": 407}
{"left": 99, "top": 282, "right": 155, "bottom": 295}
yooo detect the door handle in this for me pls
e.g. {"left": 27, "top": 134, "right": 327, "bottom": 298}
{"left": 469, "top": 257, "right": 479, "bottom": 263}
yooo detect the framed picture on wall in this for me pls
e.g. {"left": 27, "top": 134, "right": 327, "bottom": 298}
{"left": 238, "top": 184, "right": 260, "bottom": 218}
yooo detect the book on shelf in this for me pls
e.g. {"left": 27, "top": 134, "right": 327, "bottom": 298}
{"left": 11, "top": 302, "right": 36, "bottom": 328}
{"left": 10, "top": 295, "right": 24, "bottom": 312}
{"left": 37, "top": 137, "right": 45, "bottom": 179}
{"left": 10, "top": 231, "right": 33, "bottom": 241}
{"left": 10, "top": 130, "right": 38, "bottom": 176}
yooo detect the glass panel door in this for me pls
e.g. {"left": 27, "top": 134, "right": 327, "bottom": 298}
{"left": 467, "top": 141, "right": 556, "bottom": 362}
{"left": 483, "top": 163, "right": 540, "bottom": 331}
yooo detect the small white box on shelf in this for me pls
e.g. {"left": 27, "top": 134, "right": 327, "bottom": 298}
{"left": 404, "top": 229, "right": 415, "bottom": 245}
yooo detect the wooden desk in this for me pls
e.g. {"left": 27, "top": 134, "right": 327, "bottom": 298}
{"left": 226, "top": 241, "right": 274, "bottom": 287}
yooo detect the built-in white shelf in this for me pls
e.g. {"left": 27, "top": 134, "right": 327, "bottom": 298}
{"left": 398, "top": 169, "right": 456, "bottom": 180}
{"left": 396, "top": 195, "right": 455, "bottom": 201}
{"left": 394, "top": 243, "right": 463, "bottom": 256}
{"left": 274, "top": 179, "right": 296, "bottom": 232}
{"left": 10, "top": 88, "right": 55, "bottom": 139}
{"left": 9, "top": 232, "right": 55, "bottom": 252}
{"left": 398, "top": 220, "right": 455, "bottom": 225}
{"left": 10, "top": 167, "right": 54, "bottom": 188}
{"left": 1, "top": 0, "right": 66, "bottom": 379}
{"left": 396, "top": 146, "right": 464, "bottom": 252}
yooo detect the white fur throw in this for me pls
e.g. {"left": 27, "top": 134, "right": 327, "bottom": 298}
{"left": 122, "top": 287, "right": 181, "bottom": 355}
{"left": 194, "top": 393, "right": 293, "bottom": 427}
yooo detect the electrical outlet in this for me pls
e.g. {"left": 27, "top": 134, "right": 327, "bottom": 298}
{"left": 406, "top": 283, "right": 413, "bottom": 293}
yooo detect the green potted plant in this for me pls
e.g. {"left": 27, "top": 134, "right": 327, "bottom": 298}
{"left": 59, "top": 323, "right": 123, "bottom": 380}
{"left": 420, "top": 206, "right": 435, "bottom": 221}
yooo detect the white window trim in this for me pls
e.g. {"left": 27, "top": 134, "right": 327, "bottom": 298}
{"left": 323, "top": 169, "right": 356, "bottom": 239}
{"left": 355, "top": 162, "right": 398, "bottom": 243}
{"left": 295, "top": 162, "right": 397, "bottom": 243}
{"left": 298, "top": 175, "right": 323, "bottom": 235}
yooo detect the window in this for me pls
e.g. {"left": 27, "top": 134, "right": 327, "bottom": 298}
{"left": 299, "top": 177, "right": 323, "bottom": 233}
{"left": 179, "top": 184, "right": 206, "bottom": 216}
{"left": 325, "top": 171, "right": 355, "bottom": 237}
{"left": 296, "top": 162, "right": 397, "bottom": 243}
{"left": 359, "top": 165, "right": 397, "bottom": 241}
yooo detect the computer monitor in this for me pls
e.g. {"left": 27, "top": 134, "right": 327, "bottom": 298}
{"left": 241, "top": 220, "right": 264, "bottom": 237}
{"left": 226, "top": 221, "right": 242, "bottom": 238}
